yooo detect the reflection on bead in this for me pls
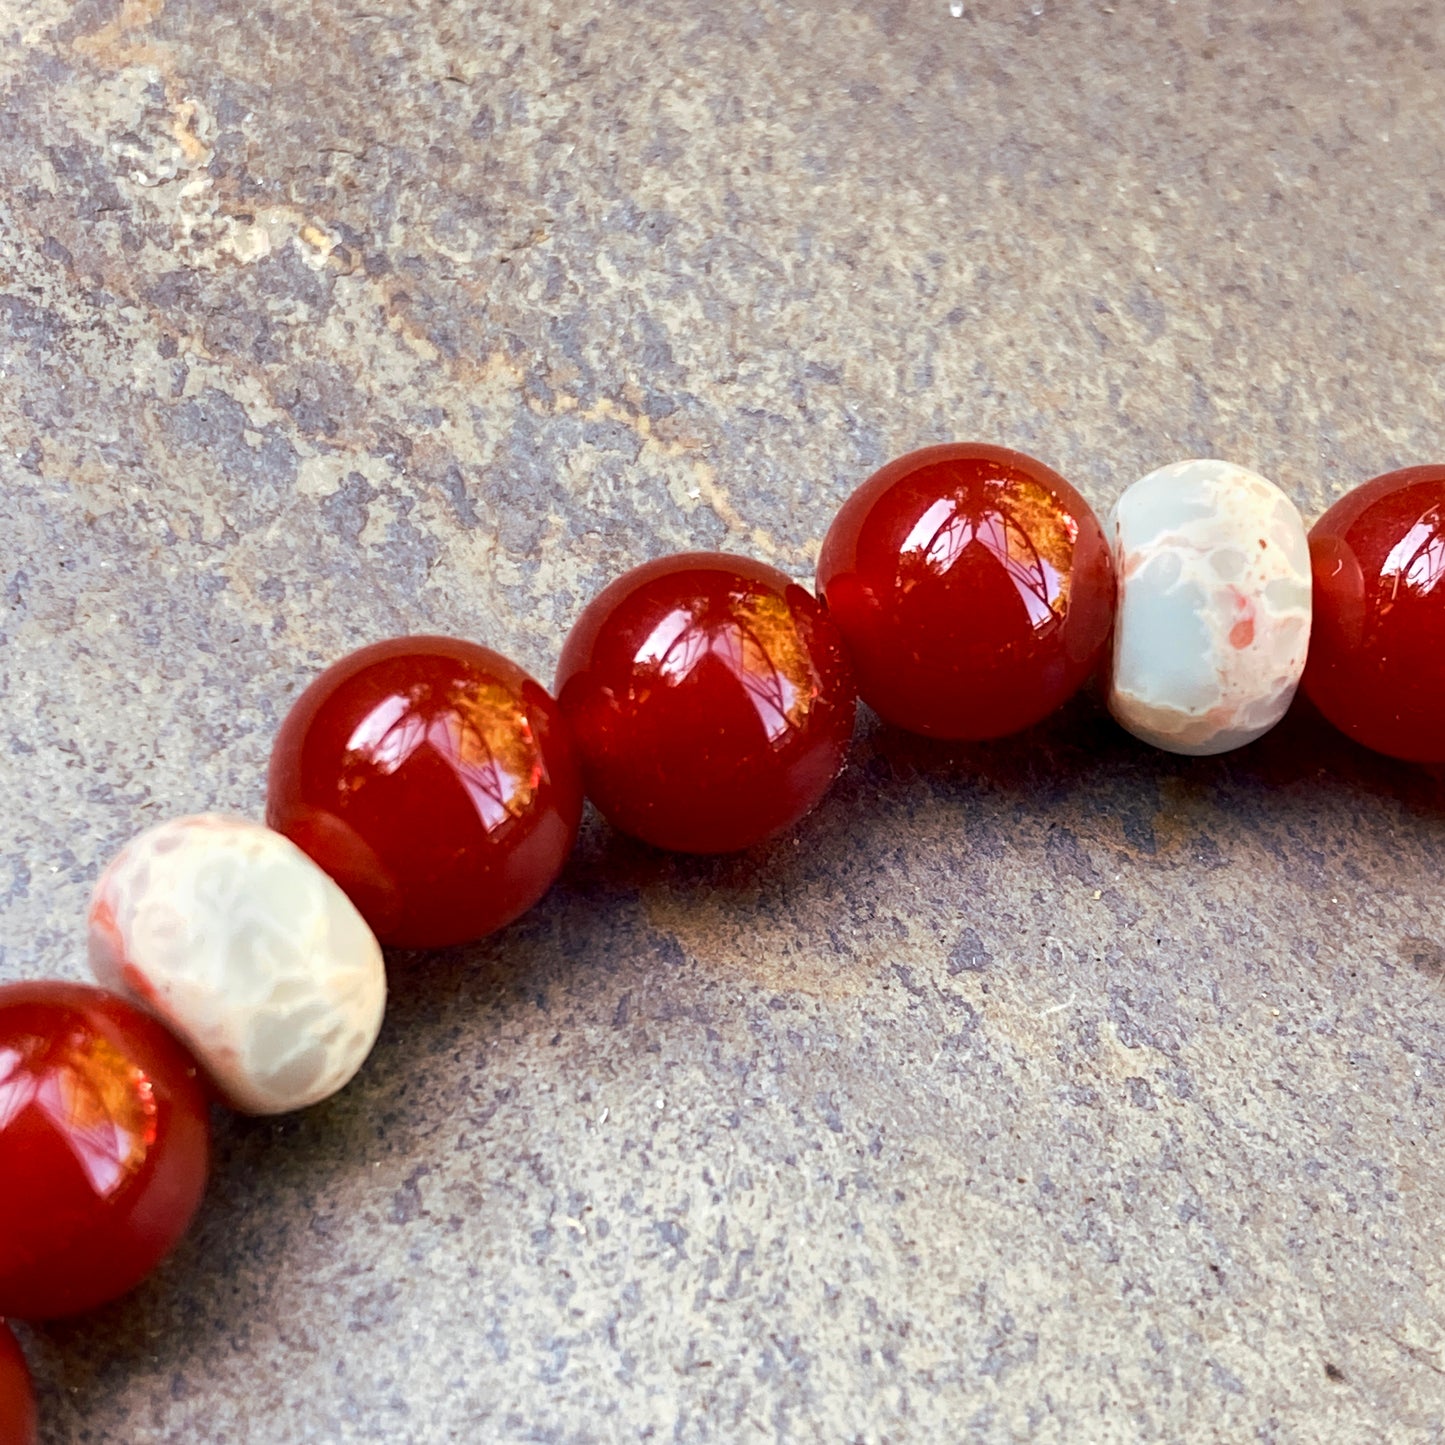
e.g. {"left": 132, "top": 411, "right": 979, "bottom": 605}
{"left": 268, "top": 637, "right": 584, "bottom": 949}
{"left": 816, "top": 443, "right": 1115, "bottom": 740}
{"left": 1108, "top": 460, "right": 1312, "bottom": 755}
{"left": 556, "top": 553, "right": 856, "bottom": 853}
{"left": 1303, "top": 464, "right": 1445, "bottom": 761}
{"left": 0, "top": 982, "right": 210, "bottom": 1320}
{"left": 0, "top": 1323, "right": 37, "bottom": 1445}
{"left": 89, "top": 815, "right": 387, "bottom": 1115}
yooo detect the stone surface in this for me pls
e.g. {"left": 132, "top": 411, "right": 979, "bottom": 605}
{"left": 1108, "top": 459, "right": 1312, "bottom": 756}
{"left": 89, "top": 814, "right": 387, "bottom": 1113}
{"left": 1, "top": 1, "right": 1443, "bottom": 1441}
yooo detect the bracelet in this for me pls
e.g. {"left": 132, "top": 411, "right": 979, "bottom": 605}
{"left": 2, "top": 443, "right": 1442, "bottom": 1441}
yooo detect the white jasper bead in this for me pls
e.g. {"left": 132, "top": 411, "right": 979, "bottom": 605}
{"left": 88, "top": 815, "right": 386, "bottom": 1115}
{"left": 1108, "top": 459, "right": 1313, "bottom": 756}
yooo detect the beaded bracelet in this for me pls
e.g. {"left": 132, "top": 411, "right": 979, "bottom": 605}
{"left": 2, "top": 443, "right": 1442, "bottom": 1443}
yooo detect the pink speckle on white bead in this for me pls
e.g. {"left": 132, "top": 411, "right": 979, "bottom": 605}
{"left": 1108, "top": 460, "right": 1313, "bottom": 756}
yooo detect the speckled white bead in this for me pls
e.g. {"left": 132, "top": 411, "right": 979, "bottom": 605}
{"left": 1108, "top": 459, "right": 1313, "bottom": 756}
{"left": 88, "top": 815, "right": 386, "bottom": 1115}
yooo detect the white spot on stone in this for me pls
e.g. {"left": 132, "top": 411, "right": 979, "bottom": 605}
{"left": 88, "top": 814, "right": 386, "bottom": 1114}
{"left": 1108, "top": 459, "right": 1313, "bottom": 756}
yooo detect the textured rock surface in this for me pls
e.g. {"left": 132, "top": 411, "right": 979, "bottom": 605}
{"left": 1, "top": 1, "right": 1443, "bottom": 1441}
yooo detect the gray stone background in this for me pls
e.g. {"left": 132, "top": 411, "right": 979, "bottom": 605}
{"left": 1, "top": 0, "right": 1443, "bottom": 1440}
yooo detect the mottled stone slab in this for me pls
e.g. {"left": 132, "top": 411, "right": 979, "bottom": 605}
{"left": 1, "top": 1, "right": 1443, "bottom": 1442}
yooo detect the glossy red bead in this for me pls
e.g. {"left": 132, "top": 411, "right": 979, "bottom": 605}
{"left": 0, "top": 1324, "right": 37, "bottom": 1445}
{"left": 0, "top": 982, "right": 210, "bottom": 1321}
{"left": 555, "top": 553, "right": 856, "bottom": 853}
{"left": 816, "top": 443, "right": 1116, "bottom": 740}
{"left": 1302, "top": 464, "right": 1445, "bottom": 761}
{"left": 267, "top": 636, "right": 583, "bottom": 949}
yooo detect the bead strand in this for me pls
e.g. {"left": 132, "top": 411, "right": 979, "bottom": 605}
{"left": 2, "top": 448, "right": 1443, "bottom": 1444}
{"left": 0, "top": 1325, "right": 36, "bottom": 1445}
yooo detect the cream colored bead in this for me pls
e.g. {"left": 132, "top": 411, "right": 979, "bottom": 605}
{"left": 89, "top": 814, "right": 386, "bottom": 1114}
{"left": 1108, "top": 459, "right": 1312, "bottom": 756}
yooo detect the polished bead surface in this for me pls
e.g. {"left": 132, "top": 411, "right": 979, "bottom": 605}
{"left": 268, "top": 636, "right": 584, "bottom": 949}
{"left": 1303, "top": 464, "right": 1445, "bottom": 761}
{"left": 1108, "top": 460, "right": 1313, "bottom": 755}
{"left": 555, "top": 553, "right": 856, "bottom": 853}
{"left": 816, "top": 443, "right": 1115, "bottom": 740}
{"left": 0, "top": 982, "right": 210, "bottom": 1320}
{"left": 89, "top": 815, "right": 387, "bottom": 1114}
{"left": 0, "top": 1324, "right": 37, "bottom": 1445}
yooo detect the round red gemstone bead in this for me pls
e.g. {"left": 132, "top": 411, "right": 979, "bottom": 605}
{"left": 267, "top": 636, "right": 584, "bottom": 949}
{"left": 0, "top": 1323, "right": 37, "bottom": 1445}
{"left": 0, "top": 982, "right": 210, "bottom": 1321}
{"left": 1302, "top": 464, "right": 1445, "bottom": 762}
{"left": 555, "top": 553, "right": 856, "bottom": 853}
{"left": 816, "top": 443, "right": 1116, "bottom": 740}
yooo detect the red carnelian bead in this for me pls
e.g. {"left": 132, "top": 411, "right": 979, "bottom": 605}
{"left": 1302, "top": 464, "right": 1445, "bottom": 761}
{"left": 0, "top": 1323, "right": 37, "bottom": 1445}
{"left": 267, "top": 636, "right": 583, "bottom": 949}
{"left": 0, "top": 982, "right": 211, "bottom": 1321}
{"left": 816, "top": 443, "right": 1116, "bottom": 740}
{"left": 555, "top": 553, "right": 856, "bottom": 853}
